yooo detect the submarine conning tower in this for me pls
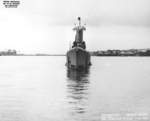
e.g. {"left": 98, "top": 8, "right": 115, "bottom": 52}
{"left": 72, "top": 17, "right": 86, "bottom": 49}
{"left": 66, "top": 17, "right": 91, "bottom": 69}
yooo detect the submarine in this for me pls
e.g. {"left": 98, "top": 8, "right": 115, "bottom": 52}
{"left": 66, "top": 17, "right": 91, "bottom": 69}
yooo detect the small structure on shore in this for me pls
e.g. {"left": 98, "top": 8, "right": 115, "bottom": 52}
{"left": 66, "top": 17, "right": 91, "bottom": 69}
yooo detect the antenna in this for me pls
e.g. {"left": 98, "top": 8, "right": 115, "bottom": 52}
{"left": 78, "top": 17, "right": 81, "bottom": 26}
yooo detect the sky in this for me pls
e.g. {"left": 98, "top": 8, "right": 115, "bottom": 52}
{"left": 0, "top": 0, "right": 150, "bottom": 54}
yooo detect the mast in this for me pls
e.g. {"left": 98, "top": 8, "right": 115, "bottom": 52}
{"left": 72, "top": 17, "right": 86, "bottom": 49}
{"left": 78, "top": 17, "right": 81, "bottom": 26}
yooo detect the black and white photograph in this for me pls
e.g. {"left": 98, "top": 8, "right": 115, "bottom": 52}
{"left": 0, "top": 0, "right": 150, "bottom": 121}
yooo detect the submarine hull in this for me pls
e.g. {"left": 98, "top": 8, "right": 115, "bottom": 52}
{"left": 66, "top": 47, "right": 91, "bottom": 69}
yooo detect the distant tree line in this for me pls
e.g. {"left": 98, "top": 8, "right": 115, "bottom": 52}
{"left": 0, "top": 49, "right": 17, "bottom": 56}
{"left": 91, "top": 49, "right": 150, "bottom": 56}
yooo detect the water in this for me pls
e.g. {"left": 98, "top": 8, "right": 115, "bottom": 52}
{"left": 0, "top": 56, "right": 149, "bottom": 121}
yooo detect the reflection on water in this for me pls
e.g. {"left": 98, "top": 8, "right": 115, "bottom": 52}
{"left": 66, "top": 68, "right": 90, "bottom": 116}
{"left": 67, "top": 68, "right": 90, "bottom": 81}
{"left": 0, "top": 57, "right": 150, "bottom": 121}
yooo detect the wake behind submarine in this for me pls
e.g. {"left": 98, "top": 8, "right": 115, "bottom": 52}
{"left": 66, "top": 17, "right": 91, "bottom": 69}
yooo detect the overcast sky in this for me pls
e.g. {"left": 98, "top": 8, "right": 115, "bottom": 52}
{"left": 0, "top": 0, "right": 150, "bottom": 54}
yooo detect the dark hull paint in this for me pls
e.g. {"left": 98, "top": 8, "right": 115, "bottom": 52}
{"left": 66, "top": 47, "right": 91, "bottom": 69}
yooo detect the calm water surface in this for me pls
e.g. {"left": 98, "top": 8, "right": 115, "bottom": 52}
{"left": 0, "top": 56, "right": 149, "bottom": 121}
